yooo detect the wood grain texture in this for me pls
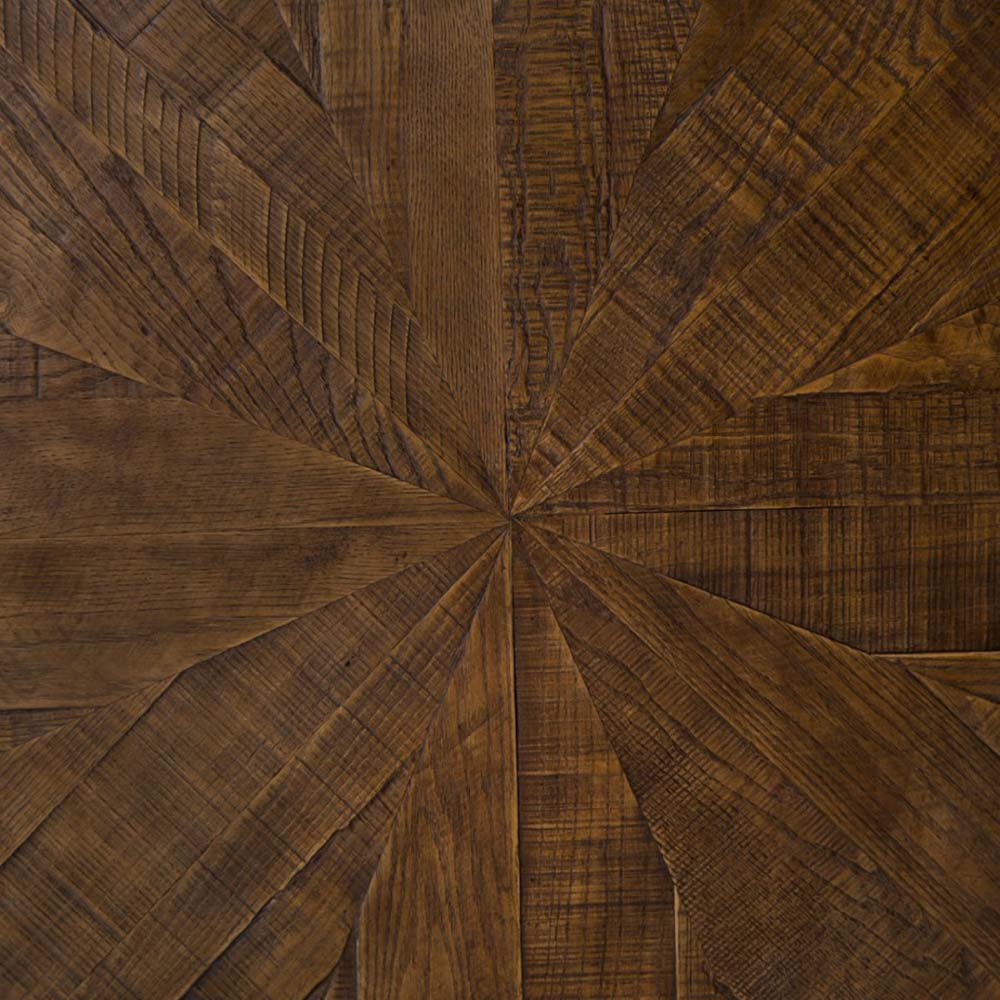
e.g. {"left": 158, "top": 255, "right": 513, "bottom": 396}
{"left": 524, "top": 525, "right": 1000, "bottom": 979}
{"left": 884, "top": 652, "right": 1000, "bottom": 759}
{"left": 0, "top": 47, "right": 492, "bottom": 507}
{"left": 280, "top": 0, "right": 507, "bottom": 498}
{"left": 495, "top": 0, "right": 696, "bottom": 502}
{"left": 0, "top": 1, "right": 498, "bottom": 504}
{"left": 521, "top": 523, "right": 1000, "bottom": 998}
{"left": 673, "top": 889, "right": 735, "bottom": 1000}
{"left": 0, "top": 531, "right": 501, "bottom": 998}
{"left": 515, "top": 2, "right": 1000, "bottom": 508}
{"left": 357, "top": 539, "right": 520, "bottom": 999}
{"left": 530, "top": 387, "right": 1000, "bottom": 514}
{"left": 3, "top": 0, "right": 1000, "bottom": 995}
{"left": 535, "top": 503, "right": 1000, "bottom": 651}
{"left": 513, "top": 546, "right": 677, "bottom": 997}
{"left": 0, "top": 396, "right": 495, "bottom": 538}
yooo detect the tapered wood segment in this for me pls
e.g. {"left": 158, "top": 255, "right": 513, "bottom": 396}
{"left": 532, "top": 388, "right": 1000, "bottom": 515}
{"left": 0, "top": 397, "right": 492, "bottom": 538}
{"left": 673, "top": 889, "right": 734, "bottom": 1000}
{"left": 275, "top": 0, "right": 507, "bottom": 497}
{"left": 358, "top": 540, "right": 520, "bottom": 999}
{"left": 496, "top": 0, "right": 696, "bottom": 501}
{"left": 516, "top": 4, "right": 1000, "bottom": 508}
{"left": 0, "top": 53, "right": 493, "bottom": 507}
{"left": 209, "top": 0, "right": 317, "bottom": 97}
{"left": 3, "top": 0, "right": 999, "bottom": 994}
{"left": 0, "top": 680, "right": 171, "bottom": 864}
{"left": 0, "top": 532, "right": 501, "bottom": 997}
{"left": 883, "top": 653, "right": 1000, "bottom": 760}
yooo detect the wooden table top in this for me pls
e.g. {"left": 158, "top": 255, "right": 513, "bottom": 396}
{"left": 1, "top": 0, "right": 999, "bottom": 997}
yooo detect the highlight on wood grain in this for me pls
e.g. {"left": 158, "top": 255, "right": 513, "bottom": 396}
{"left": 2, "top": 0, "right": 999, "bottom": 996}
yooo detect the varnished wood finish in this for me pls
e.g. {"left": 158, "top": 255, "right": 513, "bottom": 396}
{"left": 1, "top": 1, "right": 998, "bottom": 997}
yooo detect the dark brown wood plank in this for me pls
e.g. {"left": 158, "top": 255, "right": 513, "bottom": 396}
{"left": 0, "top": 48, "right": 492, "bottom": 506}
{"left": 531, "top": 388, "right": 1000, "bottom": 515}
{"left": 272, "top": 0, "right": 508, "bottom": 498}
{"left": 495, "top": 0, "right": 696, "bottom": 502}
{"left": 0, "top": 531, "right": 501, "bottom": 999}
{"left": 534, "top": 503, "right": 1000, "bottom": 651}
{"left": 515, "top": 3, "right": 1000, "bottom": 508}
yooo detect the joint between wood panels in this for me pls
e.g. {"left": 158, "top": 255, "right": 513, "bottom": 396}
{"left": 82, "top": 533, "right": 507, "bottom": 998}
{"left": 0, "top": 675, "right": 174, "bottom": 867}
{"left": 340, "top": 537, "right": 508, "bottom": 996}
{"left": 524, "top": 517, "right": 880, "bottom": 655}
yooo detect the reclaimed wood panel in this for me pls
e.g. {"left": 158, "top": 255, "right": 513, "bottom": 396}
{"left": 522, "top": 524, "right": 1000, "bottom": 997}
{"left": 2, "top": 0, "right": 999, "bottom": 996}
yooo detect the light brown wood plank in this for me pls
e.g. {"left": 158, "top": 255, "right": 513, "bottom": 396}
{"left": 357, "top": 539, "right": 521, "bottom": 999}
{"left": 512, "top": 545, "right": 676, "bottom": 998}
{"left": 0, "top": 397, "right": 497, "bottom": 539}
